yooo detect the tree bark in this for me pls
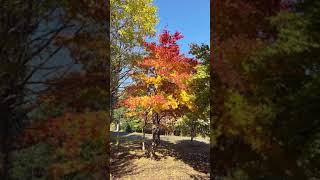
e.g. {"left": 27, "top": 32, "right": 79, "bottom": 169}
{"left": 142, "top": 112, "right": 147, "bottom": 151}
{"left": 116, "top": 120, "right": 120, "bottom": 146}
{"left": 190, "top": 123, "right": 196, "bottom": 142}
{"left": 142, "top": 127, "right": 146, "bottom": 151}
{"left": 0, "top": 105, "right": 11, "bottom": 180}
{"left": 150, "top": 112, "right": 160, "bottom": 159}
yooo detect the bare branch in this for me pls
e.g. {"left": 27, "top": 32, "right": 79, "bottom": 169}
{"left": 23, "top": 46, "right": 63, "bottom": 86}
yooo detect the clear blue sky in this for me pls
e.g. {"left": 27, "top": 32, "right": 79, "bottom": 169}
{"left": 151, "top": 0, "right": 210, "bottom": 57}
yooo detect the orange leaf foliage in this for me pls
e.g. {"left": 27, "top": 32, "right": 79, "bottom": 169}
{"left": 16, "top": 111, "right": 108, "bottom": 158}
{"left": 122, "top": 30, "right": 199, "bottom": 116}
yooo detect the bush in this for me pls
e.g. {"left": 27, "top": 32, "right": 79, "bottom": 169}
{"left": 124, "top": 123, "right": 133, "bottom": 133}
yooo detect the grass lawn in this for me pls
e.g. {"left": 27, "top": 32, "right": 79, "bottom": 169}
{"left": 110, "top": 132, "right": 210, "bottom": 180}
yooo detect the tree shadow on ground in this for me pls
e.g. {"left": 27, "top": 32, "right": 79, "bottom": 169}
{"left": 110, "top": 133, "right": 209, "bottom": 179}
{"left": 110, "top": 135, "right": 148, "bottom": 178}
{"left": 157, "top": 139, "right": 210, "bottom": 174}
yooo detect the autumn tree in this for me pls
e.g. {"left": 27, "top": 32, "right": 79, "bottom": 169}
{"left": 212, "top": 0, "right": 277, "bottom": 177}
{"left": 27, "top": 1, "right": 110, "bottom": 177}
{"left": 110, "top": 0, "right": 158, "bottom": 111}
{"left": 1, "top": 0, "right": 110, "bottom": 178}
{"left": 123, "top": 30, "right": 198, "bottom": 158}
{"left": 14, "top": 111, "right": 108, "bottom": 179}
{"left": 1, "top": 0, "right": 89, "bottom": 177}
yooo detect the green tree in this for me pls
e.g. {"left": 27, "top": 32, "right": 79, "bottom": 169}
{"left": 177, "top": 44, "right": 210, "bottom": 141}
{"left": 212, "top": 0, "right": 320, "bottom": 179}
{"left": 243, "top": 1, "right": 320, "bottom": 178}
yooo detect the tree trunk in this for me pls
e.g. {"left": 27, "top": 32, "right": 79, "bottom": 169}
{"left": 116, "top": 120, "right": 120, "bottom": 146}
{"left": 150, "top": 112, "right": 160, "bottom": 159}
{"left": 0, "top": 106, "right": 11, "bottom": 180}
{"left": 142, "top": 112, "right": 148, "bottom": 151}
{"left": 142, "top": 127, "right": 146, "bottom": 151}
{"left": 190, "top": 123, "right": 196, "bottom": 142}
{"left": 0, "top": 125, "right": 10, "bottom": 180}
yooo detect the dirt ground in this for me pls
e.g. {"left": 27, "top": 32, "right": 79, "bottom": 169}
{"left": 110, "top": 132, "right": 210, "bottom": 180}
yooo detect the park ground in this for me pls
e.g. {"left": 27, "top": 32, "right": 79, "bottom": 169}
{"left": 110, "top": 132, "right": 210, "bottom": 180}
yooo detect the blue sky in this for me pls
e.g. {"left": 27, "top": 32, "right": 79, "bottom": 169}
{"left": 151, "top": 0, "right": 210, "bottom": 57}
